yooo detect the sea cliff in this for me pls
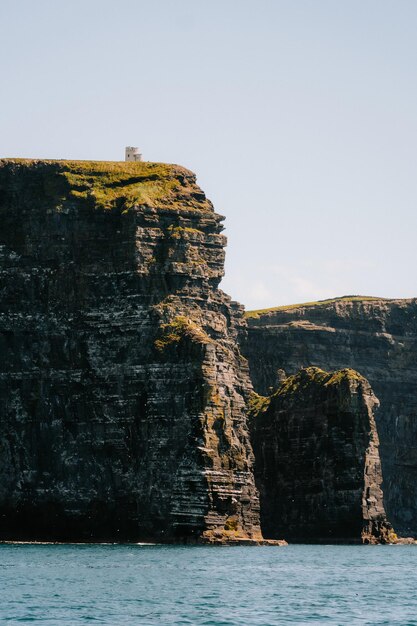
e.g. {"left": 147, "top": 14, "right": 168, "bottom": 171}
{"left": 0, "top": 162, "right": 395, "bottom": 544}
{"left": 243, "top": 296, "right": 417, "bottom": 537}
{"left": 0, "top": 159, "right": 264, "bottom": 543}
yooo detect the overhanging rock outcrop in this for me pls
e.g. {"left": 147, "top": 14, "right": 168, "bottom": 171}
{"left": 249, "top": 367, "right": 394, "bottom": 543}
{"left": 0, "top": 159, "right": 267, "bottom": 544}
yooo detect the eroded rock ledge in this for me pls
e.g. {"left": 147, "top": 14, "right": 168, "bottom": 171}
{"left": 249, "top": 367, "right": 394, "bottom": 544}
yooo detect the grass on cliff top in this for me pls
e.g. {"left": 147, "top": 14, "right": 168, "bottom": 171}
{"left": 61, "top": 161, "right": 180, "bottom": 209}
{"left": 245, "top": 295, "right": 385, "bottom": 318}
{"left": 249, "top": 367, "right": 366, "bottom": 418}
{"left": 2, "top": 159, "right": 207, "bottom": 211}
{"left": 276, "top": 367, "right": 365, "bottom": 397}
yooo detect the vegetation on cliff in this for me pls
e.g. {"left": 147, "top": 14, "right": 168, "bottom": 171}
{"left": 248, "top": 367, "right": 366, "bottom": 419}
{"left": 277, "top": 367, "right": 365, "bottom": 395}
{"left": 154, "top": 316, "right": 211, "bottom": 352}
{"left": 245, "top": 295, "right": 385, "bottom": 319}
{"left": 0, "top": 159, "right": 214, "bottom": 213}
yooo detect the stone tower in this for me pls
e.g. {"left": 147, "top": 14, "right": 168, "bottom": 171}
{"left": 125, "top": 146, "right": 142, "bottom": 162}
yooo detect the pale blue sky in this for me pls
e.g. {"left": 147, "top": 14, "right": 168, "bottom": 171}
{"left": 1, "top": 0, "right": 416, "bottom": 309}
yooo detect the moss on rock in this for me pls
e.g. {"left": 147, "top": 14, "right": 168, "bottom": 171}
{"left": 154, "top": 316, "right": 211, "bottom": 352}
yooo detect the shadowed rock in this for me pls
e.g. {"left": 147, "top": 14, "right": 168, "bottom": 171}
{"left": 249, "top": 367, "right": 394, "bottom": 543}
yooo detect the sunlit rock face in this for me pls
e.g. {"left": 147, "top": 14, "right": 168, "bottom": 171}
{"left": 0, "top": 159, "right": 263, "bottom": 544}
{"left": 249, "top": 367, "right": 392, "bottom": 544}
{"left": 242, "top": 297, "right": 417, "bottom": 537}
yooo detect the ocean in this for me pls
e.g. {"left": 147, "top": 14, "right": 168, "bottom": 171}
{"left": 1, "top": 543, "right": 416, "bottom": 625}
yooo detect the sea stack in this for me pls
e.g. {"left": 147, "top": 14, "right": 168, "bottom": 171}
{"left": 249, "top": 367, "right": 393, "bottom": 543}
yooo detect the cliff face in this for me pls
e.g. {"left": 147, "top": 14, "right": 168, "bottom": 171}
{"left": 249, "top": 367, "right": 392, "bottom": 543}
{"left": 0, "top": 159, "right": 263, "bottom": 543}
{"left": 243, "top": 297, "right": 417, "bottom": 536}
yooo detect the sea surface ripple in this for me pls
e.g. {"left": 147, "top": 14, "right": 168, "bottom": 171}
{"left": 0, "top": 543, "right": 416, "bottom": 625}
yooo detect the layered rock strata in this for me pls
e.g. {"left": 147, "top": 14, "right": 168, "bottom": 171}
{"left": 0, "top": 158, "right": 266, "bottom": 544}
{"left": 249, "top": 367, "right": 393, "bottom": 543}
{"left": 243, "top": 296, "right": 417, "bottom": 536}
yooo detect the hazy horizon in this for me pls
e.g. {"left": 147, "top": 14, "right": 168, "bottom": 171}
{"left": 1, "top": 0, "right": 416, "bottom": 309}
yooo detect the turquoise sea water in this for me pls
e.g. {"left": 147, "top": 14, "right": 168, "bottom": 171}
{"left": 1, "top": 544, "right": 417, "bottom": 625}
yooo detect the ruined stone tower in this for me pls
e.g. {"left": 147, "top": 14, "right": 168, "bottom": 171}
{"left": 125, "top": 146, "right": 142, "bottom": 162}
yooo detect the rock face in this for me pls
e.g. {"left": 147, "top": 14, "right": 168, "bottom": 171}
{"left": 0, "top": 159, "right": 264, "bottom": 543}
{"left": 249, "top": 367, "right": 392, "bottom": 543}
{"left": 243, "top": 297, "right": 417, "bottom": 536}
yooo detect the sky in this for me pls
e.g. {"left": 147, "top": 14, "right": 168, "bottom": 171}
{"left": 1, "top": 0, "right": 416, "bottom": 310}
